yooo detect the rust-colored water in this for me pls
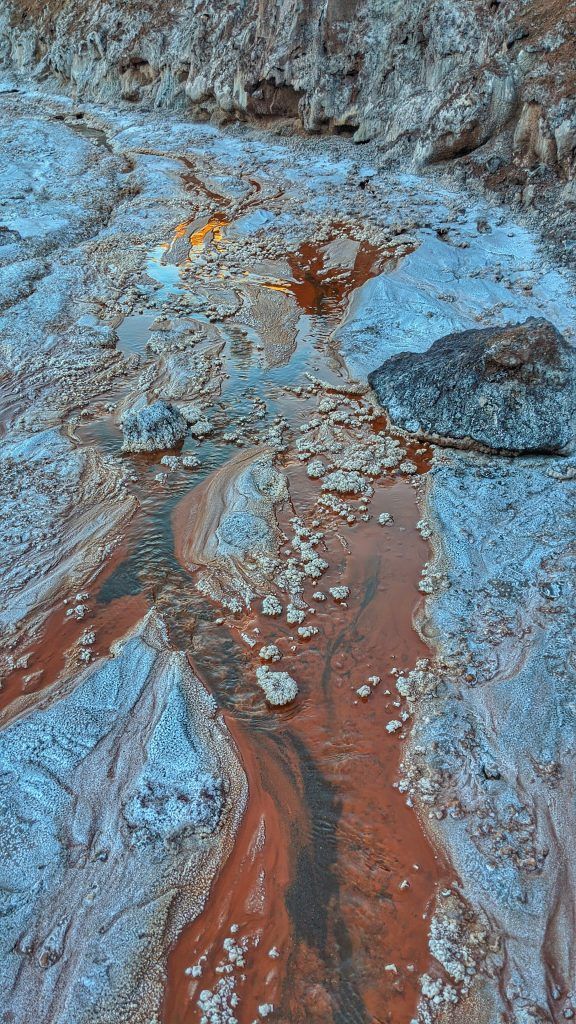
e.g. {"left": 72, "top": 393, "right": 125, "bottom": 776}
{"left": 0, "top": 537, "right": 149, "bottom": 723}
{"left": 166, "top": 447, "right": 444, "bottom": 1023}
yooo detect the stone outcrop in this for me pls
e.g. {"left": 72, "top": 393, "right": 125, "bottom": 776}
{"left": 368, "top": 318, "right": 576, "bottom": 454}
{"left": 0, "top": 611, "right": 246, "bottom": 1024}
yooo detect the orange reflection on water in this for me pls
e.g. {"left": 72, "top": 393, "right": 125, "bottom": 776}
{"left": 188, "top": 213, "right": 229, "bottom": 252}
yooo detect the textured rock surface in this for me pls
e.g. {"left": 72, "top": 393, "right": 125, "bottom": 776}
{"left": 368, "top": 317, "right": 576, "bottom": 454}
{"left": 402, "top": 450, "right": 576, "bottom": 1022}
{"left": 0, "top": 1, "right": 575, "bottom": 261}
{"left": 121, "top": 398, "right": 187, "bottom": 452}
{"left": 0, "top": 611, "right": 246, "bottom": 1024}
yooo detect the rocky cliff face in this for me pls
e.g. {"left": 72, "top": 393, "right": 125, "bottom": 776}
{"left": 0, "top": 1, "right": 575, "bottom": 260}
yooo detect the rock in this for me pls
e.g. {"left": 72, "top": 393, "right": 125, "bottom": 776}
{"left": 259, "top": 644, "right": 281, "bottom": 662}
{"left": 255, "top": 666, "right": 298, "bottom": 706}
{"left": 368, "top": 318, "right": 576, "bottom": 454}
{"left": 0, "top": 611, "right": 246, "bottom": 1023}
{"left": 174, "top": 449, "right": 288, "bottom": 612}
{"left": 121, "top": 399, "right": 187, "bottom": 452}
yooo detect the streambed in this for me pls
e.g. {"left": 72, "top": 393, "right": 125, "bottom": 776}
{"left": 1, "top": 85, "right": 575, "bottom": 1024}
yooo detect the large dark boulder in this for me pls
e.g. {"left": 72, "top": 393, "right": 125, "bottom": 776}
{"left": 368, "top": 318, "right": 576, "bottom": 454}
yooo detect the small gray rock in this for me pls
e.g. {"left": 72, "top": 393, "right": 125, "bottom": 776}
{"left": 368, "top": 318, "right": 576, "bottom": 454}
{"left": 121, "top": 399, "right": 187, "bottom": 452}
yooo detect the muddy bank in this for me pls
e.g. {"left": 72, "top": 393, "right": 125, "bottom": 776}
{"left": 403, "top": 449, "right": 576, "bottom": 1023}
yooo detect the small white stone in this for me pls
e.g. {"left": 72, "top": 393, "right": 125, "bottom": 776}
{"left": 298, "top": 625, "right": 319, "bottom": 639}
{"left": 256, "top": 667, "right": 298, "bottom": 706}
{"left": 262, "top": 595, "right": 282, "bottom": 617}
{"left": 259, "top": 644, "right": 282, "bottom": 662}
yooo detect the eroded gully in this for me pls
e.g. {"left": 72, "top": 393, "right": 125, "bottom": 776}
{"left": 4, "top": 151, "right": 446, "bottom": 1023}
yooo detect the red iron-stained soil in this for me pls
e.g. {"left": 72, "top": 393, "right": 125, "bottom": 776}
{"left": 166, "top": 449, "right": 445, "bottom": 1024}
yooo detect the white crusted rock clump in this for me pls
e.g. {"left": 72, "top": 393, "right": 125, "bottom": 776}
{"left": 386, "top": 719, "right": 402, "bottom": 733}
{"left": 256, "top": 666, "right": 299, "bottom": 706}
{"left": 286, "top": 603, "right": 306, "bottom": 625}
{"left": 321, "top": 470, "right": 370, "bottom": 495}
{"left": 395, "top": 660, "right": 437, "bottom": 711}
{"left": 262, "top": 595, "right": 282, "bottom": 616}
{"left": 259, "top": 644, "right": 281, "bottom": 662}
{"left": 121, "top": 399, "right": 187, "bottom": 452}
{"left": 298, "top": 625, "right": 319, "bottom": 639}
{"left": 306, "top": 459, "right": 326, "bottom": 479}
{"left": 289, "top": 518, "right": 329, "bottom": 581}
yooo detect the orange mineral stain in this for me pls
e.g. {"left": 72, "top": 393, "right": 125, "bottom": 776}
{"left": 188, "top": 213, "right": 229, "bottom": 253}
{"left": 0, "top": 537, "right": 149, "bottom": 723}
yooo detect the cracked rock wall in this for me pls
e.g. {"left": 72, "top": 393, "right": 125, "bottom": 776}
{"left": 0, "top": 1, "right": 574, "bottom": 255}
